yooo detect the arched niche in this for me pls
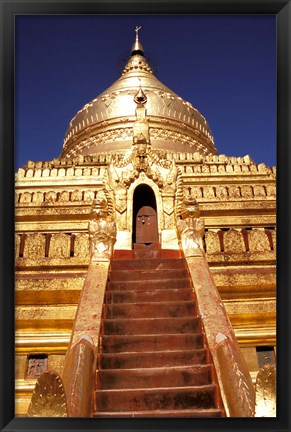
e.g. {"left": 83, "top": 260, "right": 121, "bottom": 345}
{"left": 127, "top": 176, "right": 164, "bottom": 244}
{"left": 132, "top": 185, "right": 159, "bottom": 245}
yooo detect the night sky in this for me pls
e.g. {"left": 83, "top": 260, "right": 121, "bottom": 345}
{"left": 15, "top": 15, "right": 276, "bottom": 169}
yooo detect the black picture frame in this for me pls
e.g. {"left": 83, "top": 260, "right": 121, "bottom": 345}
{"left": 0, "top": 1, "right": 290, "bottom": 431}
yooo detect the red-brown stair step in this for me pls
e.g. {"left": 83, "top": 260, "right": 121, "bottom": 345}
{"left": 96, "top": 365, "right": 213, "bottom": 389}
{"left": 105, "top": 301, "right": 197, "bottom": 319}
{"left": 111, "top": 258, "right": 187, "bottom": 271}
{"left": 109, "top": 268, "right": 188, "bottom": 281}
{"left": 108, "top": 278, "right": 191, "bottom": 291}
{"left": 101, "top": 333, "right": 204, "bottom": 353}
{"left": 103, "top": 317, "right": 201, "bottom": 335}
{"left": 94, "top": 385, "right": 218, "bottom": 412}
{"left": 92, "top": 408, "right": 223, "bottom": 417}
{"left": 105, "top": 288, "right": 193, "bottom": 304}
{"left": 100, "top": 349, "right": 208, "bottom": 369}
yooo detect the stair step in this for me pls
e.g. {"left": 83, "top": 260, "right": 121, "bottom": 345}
{"left": 97, "top": 365, "right": 213, "bottom": 389}
{"left": 105, "top": 301, "right": 196, "bottom": 319}
{"left": 101, "top": 333, "right": 204, "bottom": 353}
{"left": 108, "top": 278, "right": 191, "bottom": 291}
{"left": 109, "top": 268, "right": 188, "bottom": 281}
{"left": 103, "top": 317, "right": 201, "bottom": 335}
{"left": 100, "top": 349, "right": 208, "bottom": 369}
{"left": 94, "top": 385, "right": 217, "bottom": 411}
{"left": 105, "top": 288, "right": 193, "bottom": 304}
{"left": 92, "top": 408, "right": 223, "bottom": 417}
{"left": 111, "top": 258, "right": 187, "bottom": 271}
{"left": 93, "top": 253, "right": 223, "bottom": 418}
{"left": 130, "top": 248, "right": 183, "bottom": 260}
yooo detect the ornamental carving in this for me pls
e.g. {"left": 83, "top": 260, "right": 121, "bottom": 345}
{"left": 266, "top": 185, "right": 276, "bottom": 198}
{"left": 205, "top": 230, "right": 221, "bottom": 254}
{"left": 45, "top": 191, "right": 57, "bottom": 203}
{"left": 20, "top": 192, "right": 32, "bottom": 203}
{"left": 255, "top": 365, "right": 276, "bottom": 417}
{"left": 88, "top": 192, "right": 117, "bottom": 261}
{"left": 32, "top": 192, "right": 44, "bottom": 203}
{"left": 253, "top": 185, "right": 266, "bottom": 198}
{"left": 42, "top": 168, "right": 50, "bottom": 177}
{"left": 58, "top": 191, "right": 70, "bottom": 202}
{"left": 176, "top": 189, "right": 205, "bottom": 257}
{"left": 16, "top": 277, "right": 85, "bottom": 292}
{"left": 26, "top": 355, "right": 48, "bottom": 379}
{"left": 83, "top": 190, "right": 95, "bottom": 203}
{"left": 228, "top": 186, "right": 241, "bottom": 199}
{"left": 241, "top": 185, "right": 253, "bottom": 199}
{"left": 150, "top": 128, "right": 202, "bottom": 150}
{"left": 27, "top": 371, "right": 67, "bottom": 417}
{"left": 49, "top": 233, "right": 71, "bottom": 259}
{"left": 23, "top": 233, "right": 46, "bottom": 259}
{"left": 223, "top": 229, "right": 245, "bottom": 253}
{"left": 216, "top": 186, "right": 228, "bottom": 199}
{"left": 190, "top": 187, "right": 202, "bottom": 199}
{"left": 74, "top": 233, "right": 90, "bottom": 259}
{"left": 248, "top": 229, "right": 270, "bottom": 252}
{"left": 203, "top": 186, "right": 215, "bottom": 199}
{"left": 114, "top": 184, "right": 127, "bottom": 214}
{"left": 108, "top": 145, "right": 178, "bottom": 191}
{"left": 216, "top": 336, "right": 255, "bottom": 417}
{"left": 71, "top": 190, "right": 83, "bottom": 202}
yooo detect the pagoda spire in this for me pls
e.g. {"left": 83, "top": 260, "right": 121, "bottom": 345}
{"left": 131, "top": 25, "right": 144, "bottom": 56}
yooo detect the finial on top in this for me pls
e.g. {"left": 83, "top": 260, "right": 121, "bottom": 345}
{"left": 131, "top": 26, "right": 144, "bottom": 56}
{"left": 135, "top": 26, "right": 141, "bottom": 38}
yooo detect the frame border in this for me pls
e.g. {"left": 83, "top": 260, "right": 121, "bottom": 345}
{"left": 1, "top": 1, "right": 290, "bottom": 431}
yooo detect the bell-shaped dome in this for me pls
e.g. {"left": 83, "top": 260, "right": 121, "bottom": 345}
{"left": 61, "top": 31, "right": 216, "bottom": 158}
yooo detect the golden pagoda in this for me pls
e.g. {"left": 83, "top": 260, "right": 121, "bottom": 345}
{"left": 15, "top": 28, "right": 276, "bottom": 418}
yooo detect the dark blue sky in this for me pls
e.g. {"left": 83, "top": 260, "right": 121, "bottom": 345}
{"left": 15, "top": 15, "right": 276, "bottom": 169}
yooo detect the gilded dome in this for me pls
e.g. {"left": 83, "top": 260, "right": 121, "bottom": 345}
{"left": 61, "top": 33, "right": 216, "bottom": 159}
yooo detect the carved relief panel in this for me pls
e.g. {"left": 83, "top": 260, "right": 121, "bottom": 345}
{"left": 26, "top": 354, "right": 48, "bottom": 379}
{"left": 58, "top": 191, "right": 70, "bottom": 202}
{"left": 23, "top": 233, "right": 46, "bottom": 259}
{"left": 253, "top": 185, "right": 266, "bottom": 198}
{"left": 162, "top": 186, "right": 175, "bottom": 230}
{"left": 203, "top": 186, "right": 215, "bottom": 199}
{"left": 45, "top": 191, "right": 57, "bottom": 203}
{"left": 49, "top": 233, "right": 71, "bottom": 259}
{"left": 83, "top": 190, "right": 95, "bottom": 203}
{"left": 114, "top": 184, "right": 128, "bottom": 231}
{"left": 241, "top": 185, "right": 253, "bottom": 199}
{"left": 74, "top": 233, "right": 90, "bottom": 259}
{"left": 20, "top": 192, "right": 32, "bottom": 203}
{"left": 71, "top": 190, "right": 83, "bottom": 202}
{"left": 228, "top": 186, "right": 241, "bottom": 199}
{"left": 248, "top": 229, "right": 271, "bottom": 252}
{"left": 32, "top": 192, "right": 44, "bottom": 203}
{"left": 205, "top": 230, "right": 221, "bottom": 254}
{"left": 216, "top": 186, "right": 228, "bottom": 200}
{"left": 223, "top": 229, "right": 245, "bottom": 253}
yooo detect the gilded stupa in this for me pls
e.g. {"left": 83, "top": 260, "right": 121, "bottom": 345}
{"left": 15, "top": 28, "right": 276, "bottom": 418}
{"left": 62, "top": 27, "right": 215, "bottom": 158}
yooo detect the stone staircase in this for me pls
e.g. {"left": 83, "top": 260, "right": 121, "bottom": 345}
{"left": 93, "top": 246, "right": 225, "bottom": 417}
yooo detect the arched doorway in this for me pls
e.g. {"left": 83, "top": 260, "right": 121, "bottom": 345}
{"left": 132, "top": 184, "right": 159, "bottom": 245}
